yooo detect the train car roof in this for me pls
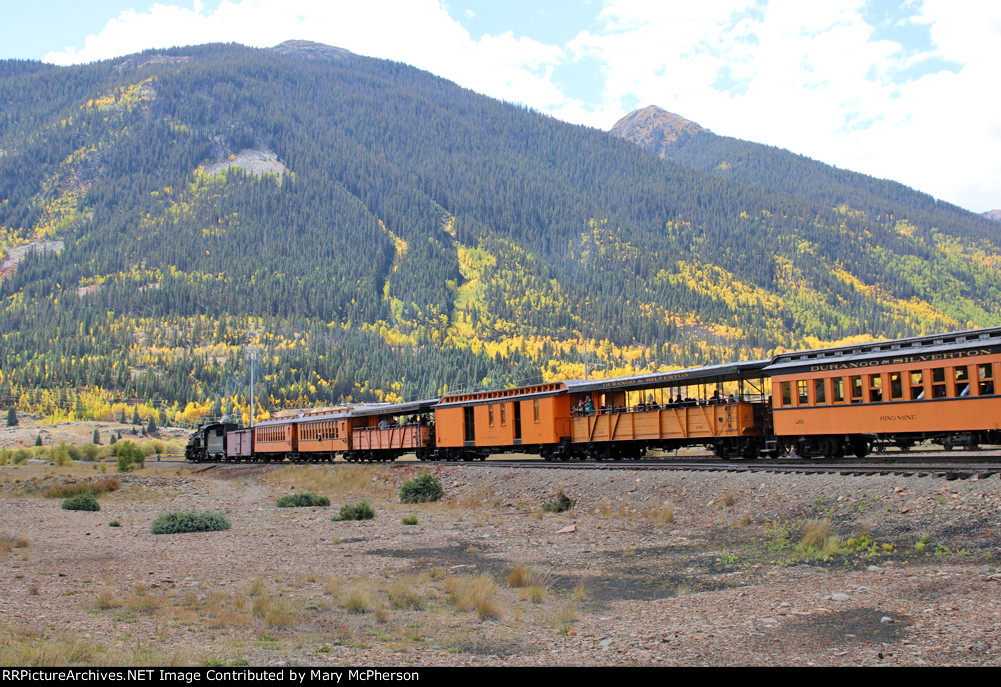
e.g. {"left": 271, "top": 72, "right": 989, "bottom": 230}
{"left": 253, "top": 409, "right": 352, "bottom": 427}
{"left": 437, "top": 360, "right": 771, "bottom": 408}
{"left": 347, "top": 399, "right": 439, "bottom": 417}
{"left": 559, "top": 359, "right": 771, "bottom": 395}
{"left": 765, "top": 326, "right": 1001, "bottom": 374}
{"left": 437, "top": 381, "right": 570, "bottom": 408}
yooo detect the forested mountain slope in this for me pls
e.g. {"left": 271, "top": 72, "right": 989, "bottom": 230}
{"left": 1, "top": 43, "right": 999, "bottom": 426}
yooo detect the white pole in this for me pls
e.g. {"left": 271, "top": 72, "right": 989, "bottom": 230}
{"left": 249, "top": 347, "right": 257, "bottom": 428}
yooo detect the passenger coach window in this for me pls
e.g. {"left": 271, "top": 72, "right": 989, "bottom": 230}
{"left": 889, "top": 372, "right": 903, "bottom": 400}
{"left": 832, "top": 378, "right": 845, "bottom": 403}
{"left": 533, "top": 399, "right": 540, "bottom": 422}
{"left": 850, "top": 376, "right": 863, "bottom": 403}
{"left": 980, "top": 363, "right": 995, "bottom": 395}
{"left": 868, "top": 374, "right": 882, "bottom": 403}
{"left": 500, "top": 405, "right": 507, "bottom": 426}
{"left": 797, "top": 380, "right": 808, "bottom": 405}
{"left": 955, "top": 366, "right": 970, "bottom": 397}
{"left": 814, "top": 379, "right": 826, "bottom": 404}
{"left": 780, "top": 381, "right": 791, "bottom": 406}
{"left": 488, "top": 405, "right": 494, "bottom": 426}
{"left": 932, "top": 368, "right": 946, "bottom": 397}
{"left": 910, "top": 371, "right": 924, "bottom": 399}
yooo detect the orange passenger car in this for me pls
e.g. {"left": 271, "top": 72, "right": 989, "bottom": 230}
{"left": 252, "top": 419, "right": 296, "bottom": 459}
{"left": 346, "top": 399, "right": 438, "bottom": 462}
{"left": 767, "top": 328, "right": 1001, "bottom": 456}
{"left": 434, "top": 383, "right": 573, "bottom": 460}
{"left": 564, "top": 362, "right": 771, "bottom": 459}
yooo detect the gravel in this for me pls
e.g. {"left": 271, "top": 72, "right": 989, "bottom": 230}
{"left": 1, "top": 459, "right": 999, "bottom": 666}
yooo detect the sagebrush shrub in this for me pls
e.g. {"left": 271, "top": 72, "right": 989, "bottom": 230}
{"left": 333, "top": 501, "right": 375, "bottom": 521}
{"left": 150, "top": 510, "right": 230, "bottom": 534}
{"left": 276, "top": 492, "right": 330, "bottom": 508}
{"left": 62, "top": 493, "right": 100, "bottom": 512}
{"left": 542, "top": 489, "right": 575, "bottom": 513}
{"left": 399, "top": 470, "right": 443, "bottom": 503}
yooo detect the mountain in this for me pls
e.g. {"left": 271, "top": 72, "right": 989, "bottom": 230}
{"left": 985, "top": 210, "right": 1001, "bottom": 222}
{"left": 608, "top": 106, "right": 707, "bottom": 157}
{"left": 610, "top": 105, "right": 992, "bottom": 242}
{"left": 2, "top": 43, "right": 1001, "bottom": 425}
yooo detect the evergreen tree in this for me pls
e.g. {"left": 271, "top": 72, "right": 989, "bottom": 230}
{"left": 146, "top": 414, "right": 157, "bottom": 435}
{"left": 109, "top": 433, "right": 117, "bottom": 445}
{"left": 6, "top": 407, "right": 16, "bottom": 427}
{"left": 35, "top": 435, "right": 42, "bottom": 446}
{"left": 92, "top": 428, "right": 101, "bottom": 444}
{"left": 132, "top": 407, "right": 141, "bottom": 425}
{"left": 119, "top": 407, "right": 127, "bottom": 424}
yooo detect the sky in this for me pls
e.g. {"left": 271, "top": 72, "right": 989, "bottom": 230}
{"left": 2, "top": 1, "right": 1000, "bottom": 213}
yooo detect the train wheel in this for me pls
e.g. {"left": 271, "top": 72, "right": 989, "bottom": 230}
{"left": 851, "top": 439, "right": 870, "bottom": 459}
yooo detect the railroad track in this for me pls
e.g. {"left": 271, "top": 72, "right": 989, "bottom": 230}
{"left": 180, "top": 452, "right": 1001, "bottom": 479}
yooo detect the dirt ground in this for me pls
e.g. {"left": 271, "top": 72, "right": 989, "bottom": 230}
{"left": 1, "top": 457, "right": 1000, "bottom": 666}
{"left": 0, "top": 414, "right": 190, "bottom": 449}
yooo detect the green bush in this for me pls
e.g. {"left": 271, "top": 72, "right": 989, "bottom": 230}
{"left": 399, "top": 470, "right": 444, "bottom": 504}
{"left": 542, "top": 490, "right": 576, "bottom": 513}
{"left": 333, "top": 501, "right": 375, "bottom": 521}
{"left": 401, "top": 515, "right": 418, "bottom": 525}
{"left": 109, "top": 520, "right": 121, "bottom": 527}
{"left": 62, "top": 493, "right": 100, "bottom": 511}
{"left": 151, "top": 510, "right": 231, "bottom": 535}
{"left": 116, "top": 441, "right": 144, "bottom": 472}
{"left": 276, "top": 492, "right": 330, "bottom": 508}
{"left": 52, "top": 445, "right": 73, "bottom": 467}
{"left": 12, "top": 449, "right": 30, "bottom": 465}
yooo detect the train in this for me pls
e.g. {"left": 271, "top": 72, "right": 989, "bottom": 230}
{"left": 185, "top": 326, "right": 1001, "bottom": 463}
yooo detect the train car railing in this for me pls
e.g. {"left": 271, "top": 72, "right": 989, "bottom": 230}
{"left": 570, "top": 401, "right": 764, "bottom": 443}
{"left": 352, "top": 423, "right": 430, "bottom": 452}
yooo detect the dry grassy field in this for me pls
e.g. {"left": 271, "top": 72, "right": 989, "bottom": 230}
{"left": 1, "top": 455, "right": 1000, "bottom": 666}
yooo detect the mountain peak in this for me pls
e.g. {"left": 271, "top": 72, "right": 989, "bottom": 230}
{"left": 609, "top": 106, "right": 708, "bottom": 157}
{"left": 270, "top": 40, "right": 355, "bottom": 61}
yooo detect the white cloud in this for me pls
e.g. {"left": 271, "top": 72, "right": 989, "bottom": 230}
{"left": 565, "top": 0, "right": 1001, "bottom": 212}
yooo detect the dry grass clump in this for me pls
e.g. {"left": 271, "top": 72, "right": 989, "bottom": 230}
{"left": 267, "top": 465, "right": 394, "bottom": 498}
{"left": 731, "top": 514, "right": 752, "bottom": 528}
{"left": 519, "top": 584, "right": 547, "bottom": 604}
{"left": 714, "top": 490, "right": 738, "bottom": 509}
{"left": 444, "top": 574, "right": 501, "bottom": 620}
{"left": 43, "top": 477, "right": 120, "bottom": 499}
{"left": 126, "top": 586, "right": 162, "bottom": 615}
{"left": 800, "top": 518, "right": 833, "bottom": 548}
{"left": 387, "top": 578, "right": 426, "bottom": 611}
{"left": 323, "top": 576, "right": 346, "bottom": 597}
{"left": 454, "top": 488, "right": 502, "bottom": 509}
{"left": 506, "top": 565, "right": 535, "bottom": 588}
{"left": 252, "top": 595, "right": 300, "bottom": 629}
{"left": 591, "top": 501, "right": 633, "bottom": 518}
{"left": 247, "top": 577, "right": 267, "bottom": 597}
{"left": 506, "top": 565, "right": 551, "bottom": 604}
{"left": 0, "top": 533, "right": 30, "bottom": 553}
{"left": 340, "top": 579, "right": 379, "bottom": 614}
{"left": 95, "top": 589, "right": 122, "bottom": 610}
{"left": 646, "top": 502, "right": 675, "bottom": 524}
{"left": 0, "top": 624, "right": 95, "bottom": 666}
{"left": 798, "top": 518, "right": 843, "bottom": 557}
